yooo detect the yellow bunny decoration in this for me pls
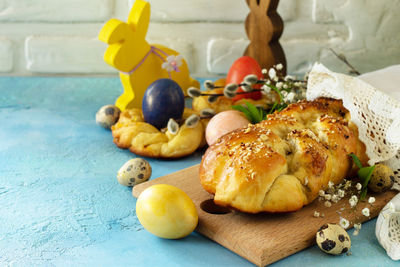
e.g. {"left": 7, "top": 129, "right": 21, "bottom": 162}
{"left": 99, "top": 0, "right": 199, "bottom": 111}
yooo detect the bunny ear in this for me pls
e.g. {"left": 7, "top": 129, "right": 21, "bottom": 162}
{"left": 127, "top": 0, "right": 151, "bottom": 39}
{"left": 99, "top": 19, "right": 132, "bottom": 45}
{"left": 247, "top": 0, "right": 278, "bottom": 12}
{"left": 246, "top": 0, "right": 260, "bottom": 9}
{"left": 264, "top": 0, "right": 279, "bottom": 12}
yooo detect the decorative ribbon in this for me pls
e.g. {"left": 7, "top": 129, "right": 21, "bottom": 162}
{"left": 120, "top": 46, "right": 173, "bottom": 78}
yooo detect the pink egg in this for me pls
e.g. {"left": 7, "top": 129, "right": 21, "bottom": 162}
{"left": 206, "top": 110, "right": 250, "bottom": 146}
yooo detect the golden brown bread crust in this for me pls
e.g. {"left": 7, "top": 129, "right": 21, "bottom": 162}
{"left": 192, "top": 88, "right": 277, "bottom": 114}
{"left": 199, "top": 97, "right": 368, "bottom": 213}
{"left": 111, "top": 108, "right": 207, "bottom": 158}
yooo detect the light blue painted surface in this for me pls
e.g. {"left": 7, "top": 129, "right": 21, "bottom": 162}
{"left": 0, "top": 77, "right": 397, "bottom": 267}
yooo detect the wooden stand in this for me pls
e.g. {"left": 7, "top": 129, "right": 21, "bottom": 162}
{"left": 244, "top": 0, "right": 287, "bottom": 75}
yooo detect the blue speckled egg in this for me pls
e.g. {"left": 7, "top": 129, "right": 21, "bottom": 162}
{"left": 142, "top": 79, "right": 185, "bottom": 129}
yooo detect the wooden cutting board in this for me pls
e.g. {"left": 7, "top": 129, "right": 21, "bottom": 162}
{"left": 132, "top": 164, "right": 396, "bottom": 267}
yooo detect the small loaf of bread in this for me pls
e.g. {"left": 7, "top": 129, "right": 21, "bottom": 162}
{"left": 199, "top": 98, "right": 368, "bottom": 213}
{"left": 111, "top": 108, "right": 206, "bottom": 158}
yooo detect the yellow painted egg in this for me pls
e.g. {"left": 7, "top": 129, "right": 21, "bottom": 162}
{"left": 136, "top": 184, "right": 198, "bottom": 239}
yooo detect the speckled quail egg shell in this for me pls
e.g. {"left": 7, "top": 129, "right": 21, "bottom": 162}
{"left": 368, "top": 163, "right": 395, "bottom": 193}
{"left": 316, "top": 223, "right": 351, "bottom": 255}
{"left": 117, "top": 158, "right": 152, "bottom": 187}
{"left": 96, "top": 104, "right": 121, "bottom": 129}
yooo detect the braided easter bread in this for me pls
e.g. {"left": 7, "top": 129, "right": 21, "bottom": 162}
{"left": 111, "top": 108, "right": 207, "bottom": 158}
{"left": 199, "top": 97, "right": 368, "bottom": 213}
{"left": 192, "top": 87, "right": 276, "bottom": 114}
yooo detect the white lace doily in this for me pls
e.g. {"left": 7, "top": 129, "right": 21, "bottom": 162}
{"left": 307, "top": 63, "right": 400, "bottom": 191}
{"left": 376, "top": 193, "right": 400, "bottom": 260}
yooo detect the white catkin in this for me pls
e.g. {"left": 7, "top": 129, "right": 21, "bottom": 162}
{"left": 167, "top": 119, "right": 179, "bottom": 135}
{"left": 244, "top": 74, "right": 258, "bottom": 85}
{"left": 204, "top": 80, "right": 215, "bottom": 90}
{"left": 188, "top": 87, "right": 201, "bottom": 98}
{"left": 224, "top": 91, "right": 236, "bottom": 99}
{"left": 208, "top": 95, "right": 219, "bottom": 103}
{"left": 241, "top": 82, "right": 253, "bottom": 92}
{"left": 225, "top": 83, "right": 238, "bottom": 92}
{"left": 185, "top": 114, "right": 200, "bottom": 128}
{"left": 200, "top": 108, "right": 216, "bottom": 117}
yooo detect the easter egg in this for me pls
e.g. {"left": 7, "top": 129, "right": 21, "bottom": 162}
{"left": 226, "top": 56, "right": 263, "bottom": 102}
{"left": 95, "top": 104, "right": 120, "bottom": 129}
{"left": 117, "top": 158, "right": 152, "bottom": 187}
{"left": 136, "top": 184, "right": 198, "bottom": 239}
{"left": 206, "top": 110, "right": 250, "bottom": 145}
{"left": 142, "top": 79, "right": 185, "bottom": 129}
{"left": 316, "top": 223, "right": 351, "bottom": 255}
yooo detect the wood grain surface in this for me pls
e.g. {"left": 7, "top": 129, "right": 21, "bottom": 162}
{"left": 132, "top": 164, "right": 396, "bottom": 267}
{"left": 244, "top": 0, "right": 287, "bottom": 75}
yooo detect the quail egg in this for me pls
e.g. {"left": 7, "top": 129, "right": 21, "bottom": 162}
{"left": 316, "top": 223, "right": 351, "bottom": 255}
{"left": 96, "top": 104, "right": 121, "bottom": 129}
{"left": 368, "top": 163, "right": 395, "bottom": 193}
{"left": 117, "top": 158, "right": 152, "bottom": 186}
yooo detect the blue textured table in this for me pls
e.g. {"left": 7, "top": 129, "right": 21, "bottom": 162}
{"left": 0, "top": 77, "right": 397, "bottom": 266}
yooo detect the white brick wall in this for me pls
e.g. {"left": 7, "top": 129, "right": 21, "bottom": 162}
{"left": 0, "top": 0, "right": 399, "bottom": 77}
{"left": 0, "top": 0, "right": 113, "bottom": 22}
{"left": 0, "top": 38, "right": 13, "bottom": 72}
{"left": 126, "top": 0, "right": 249, "bottom": 22}
{"left": 25, "top": 36, "right": 112, "bottom": 73}
{"left": 207, "top": 38, "right": 249, "bottom": 74}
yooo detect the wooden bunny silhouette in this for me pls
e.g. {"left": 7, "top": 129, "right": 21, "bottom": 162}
{"left": 99, "top": 0, "right": 199, "bottom": 110}
{"left": 244, "top": 0, "right": 286, "bottom": 74}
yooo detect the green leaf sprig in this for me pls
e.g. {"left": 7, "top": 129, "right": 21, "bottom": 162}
{"left": 232, "top": 100, "right": 288, "bottom": 124}
{"left": 269, "top": 101, "right": 288, "bottom": 114}
{"left": 349, "top": 153, "right": 375, "bottom": 200}
{"left": 232, "top": 102, "right": 265, "bottom": 124}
